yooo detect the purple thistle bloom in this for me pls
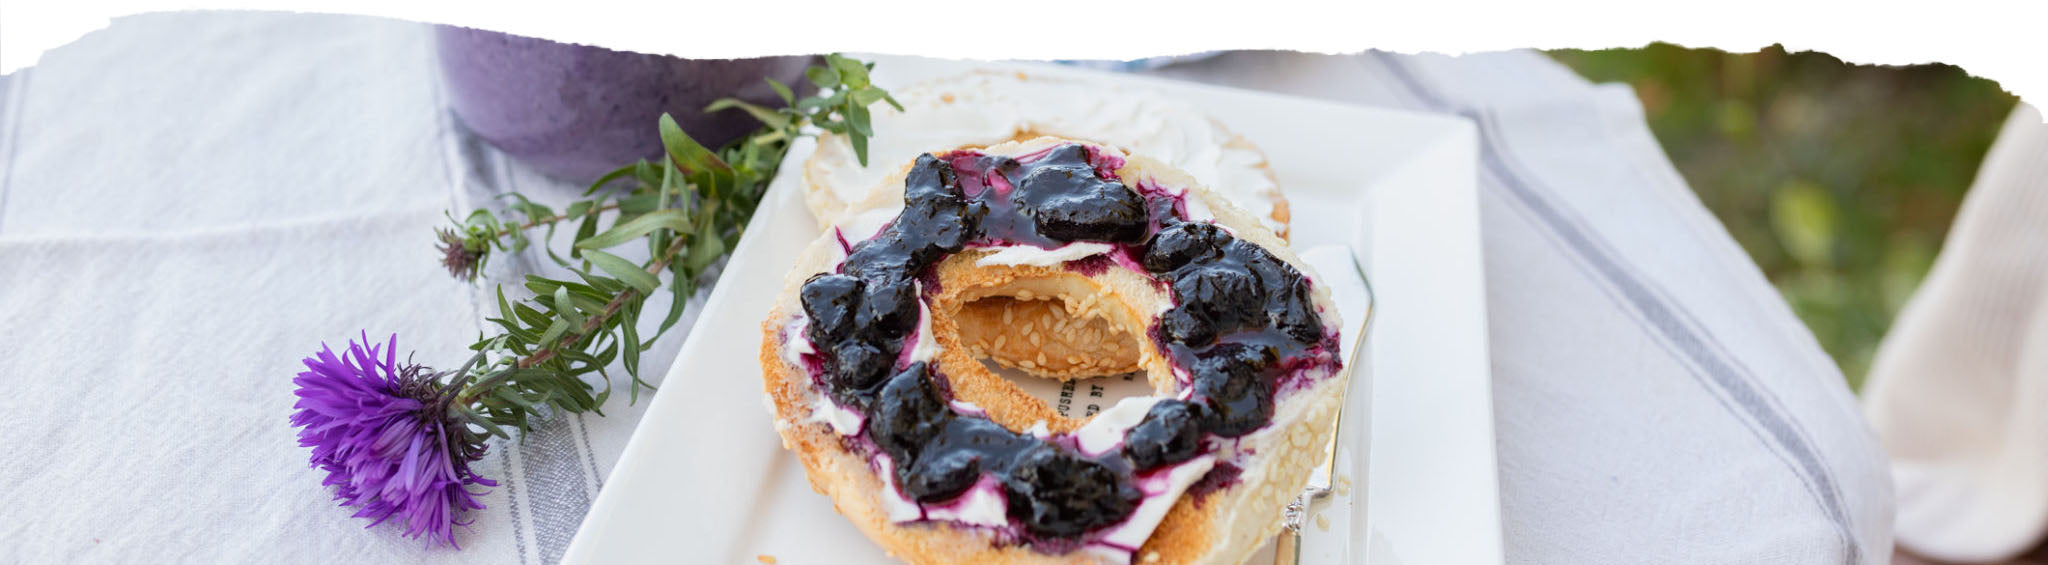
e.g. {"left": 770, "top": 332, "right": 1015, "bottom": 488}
{"left": 290, "top": 333, "right": 495, "bottom": 547}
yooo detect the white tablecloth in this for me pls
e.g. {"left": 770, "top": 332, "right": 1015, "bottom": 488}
{"left": 1864, "top": 102, "right": 2048, "bottom": 563}
{"left": 0, "top": 13, "right": 1892, "bottom": 563}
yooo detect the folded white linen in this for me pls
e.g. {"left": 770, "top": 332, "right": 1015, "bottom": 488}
{"left": 1865, "top": 102, "right": 2048, "bottom": 563}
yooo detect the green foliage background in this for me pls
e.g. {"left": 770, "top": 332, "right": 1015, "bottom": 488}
{"left": 1545, "top": 44, "right": 2017, "bottom": 389}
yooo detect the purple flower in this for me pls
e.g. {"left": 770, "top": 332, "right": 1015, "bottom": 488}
{"left": 290, "top": 333, "right": 494, "bottom": 547}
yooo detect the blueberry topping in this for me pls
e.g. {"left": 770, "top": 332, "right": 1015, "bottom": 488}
{"left": 1142, "top": 222, "right": 1229, "bottom": 273}
{"left": 1123, "top": 400, "right": 1207, "bottom": 470}
{"left": 1192, "top": 349, "right": 1274, "bottom": 438}
{"left": 939, "top": 416, "right": 1033, "bottom": 450}
{"left": 800, "top": 273, "right": 863, "bottom": 345}
{"left": 1014, "top": 164, "right": 1149, "bottom": 243}
{"left": 842, "top": 235, "right": 925, "bottom": 282}
{"left": 899, "top": 196, "right": 988, "bottom": 255}
{"left": 789, "top": 143, "right": 1338, "bottom": 545}
{"left": 1160, "top": 308, "right": 1218, "bottom": 347}
{"left": 904, "top": 154, "right": 958, "bottom": 198}
{"left": 901, "top": 447, "right": 982, "bottom": 503}
{"left": 963, "top": 154, "right": 1023, "bottom": 189}
{"left": 1004, "top": 445, "right": 1142, "bottom": 538}
{"left": 857, "top": 277, "right": 920, "bottom": 341}
{"left": 1269, "top": 278, "right": 1324, "bottom": 344}
{"left": 899, "top": 418, "right": 1030, "bottom": 503}
{"left": 826, "top": 339, "right": 893, "bottom": 393}
{"left": 868, "top": 364, "right": 952, "bottom": 461}
{"left": 1170, "top": 264, "right": 1266, "bottom": 334}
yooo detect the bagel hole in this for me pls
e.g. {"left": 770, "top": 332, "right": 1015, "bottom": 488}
{"left": 957, "top": 296, "right": 1155, "bottom": 420}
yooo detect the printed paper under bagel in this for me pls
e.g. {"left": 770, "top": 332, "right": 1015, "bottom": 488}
{"left": 758, "top": 137, "right": 1345, "bottom": 564}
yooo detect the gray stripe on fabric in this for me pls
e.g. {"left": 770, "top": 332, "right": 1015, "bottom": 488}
{"left": 488, "top": 148, "right": 603, "bottom": 565}
{"left": 1370, "top": 52, "right": 1860, "bottom": 564}
{"left": 577, "top": 413, "right": 604, "bottom": 490}
{"left": 1482, "top": 157, "right": 1857, "bottom": 565}
{"left": 1464, "top": 104, "right": 1861, "bottom": 565}
{"left": 518, "top": 414, "right": 591, "bottom": 565}
{"left": 500, "top": 449, "right": 530, "bottom": 565}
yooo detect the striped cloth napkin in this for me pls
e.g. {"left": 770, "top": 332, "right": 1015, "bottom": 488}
{"left": 0, "top": 12, "right": 1894, "bottom": 564}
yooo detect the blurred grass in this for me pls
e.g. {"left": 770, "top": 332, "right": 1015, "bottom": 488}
{"left": 1545, "top": 44, "right": 2017, "bottom": 390}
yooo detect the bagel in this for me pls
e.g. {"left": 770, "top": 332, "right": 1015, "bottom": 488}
{"left": 759, "top": 137, "right": 1346, "bottom": 564}
{"left": 804, "top": 71, "right": 1291, "bottom": 381}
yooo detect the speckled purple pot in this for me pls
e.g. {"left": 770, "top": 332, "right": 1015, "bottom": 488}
{"left": 434, "top": 26, "right": 813, "bottom": 183}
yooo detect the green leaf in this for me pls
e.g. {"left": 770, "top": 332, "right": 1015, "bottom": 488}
{"left": 571, "top": 208, "right": 602, "bottom": 259}
{"left": 765, "top": 77, "right": 795, "bottom": 105}
{"left": 686, "top": 231, "right": 726, "bottom": 271}
{"left": 585, "top": 250, "right": 658, "bottom": 293}
{"left": 572, "top": 267, "right": 626, "bottom": 296}
{"left": 495, "top": 285, "right": 515, "bottom": 318}
{"left": 707, "top": 98, "right": 792, "bottom": 130}
{"left": 828, "top": 54, "right": 869, "bottom": 88}
{"left": 523, "top": 275, "right": 560, "bottom": 295}
{"left": 469, "top": 409, "right": 513, "bottom": 439}
{"left": 806, "top": 65, "right": 841, "bottom": 90}
{"left": 584, "top": 164, "right": 641, "bottom": 196}
{"left": 501, "top": 192, "right": 556, "bottom": 223}
{"left": 566, "top": 293, "right": 610, "bottom": 317}
{"left": 850, "top": 88, "right": 886, "bottom": 108}
{"left": 435, "top": 56, "right": 897, "bottom": 440}
{"left": 513, "top": 303, "right": 551, "bottom": 329}
{"left": 617, "top": 193, "right": 662, "bottom": 215}
{"left": 487, "top": 317, "right": 539, "bottom": 342}
{"left": 630, "top": 159, "right": 661, "bottom": 186}
{"left": 576, "top": 209, "right": 692, "bottom": 250}
{"left": 850, "top": 132, "right": 870, "bottom": 168}
{"left": 621, "top": 316, "right": 642, "bottom": 378}
{"left": 658, "top": 264, "right": 694, "bottom": 336}
{"left": 846, "top": 102, "right": 873, "bottom": 137}
{"left": 658, "top": 113, "right": 730, "bottom": 174}
{"left": 538, "top": 317, "right": 571, "bottom": 347}
{"left": 494, "top": 387, "right": 542, "bottom": 409}
{"left": 553, "top": 286, "right": 586, "bottom": 327}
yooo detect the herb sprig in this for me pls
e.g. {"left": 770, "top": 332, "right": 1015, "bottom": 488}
{"left": 434, "top": 53, "right": 899, "bottom": 438}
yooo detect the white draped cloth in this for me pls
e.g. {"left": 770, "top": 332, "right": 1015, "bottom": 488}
{"left": 1865, "top": 102, "right": 2048, "bottom": 564}
{"left": 0, "top": 12, "right": 1893, "bottom": 563}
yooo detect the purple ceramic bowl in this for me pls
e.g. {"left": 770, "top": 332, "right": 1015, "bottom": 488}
{"left": 434, "top": 26, "right": 813, "bottom": 184}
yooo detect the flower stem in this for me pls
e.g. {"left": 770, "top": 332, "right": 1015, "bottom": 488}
{"left": 506, "top": 202, "right": 623, "bottom": 239}
{"left": 516, "top": 234, "right": 690, "bottom": 370}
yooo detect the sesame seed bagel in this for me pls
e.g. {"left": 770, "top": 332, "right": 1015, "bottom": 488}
{"left": 804, "top": 70, "right": 1291, "bottom": 380}
{"left": 760, "top": 137, "right": 1344, "bottom": 564}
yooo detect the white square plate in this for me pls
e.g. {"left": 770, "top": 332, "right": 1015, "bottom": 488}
{"left": 565, "top": 56, "right": 1499, "bottom": 564}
